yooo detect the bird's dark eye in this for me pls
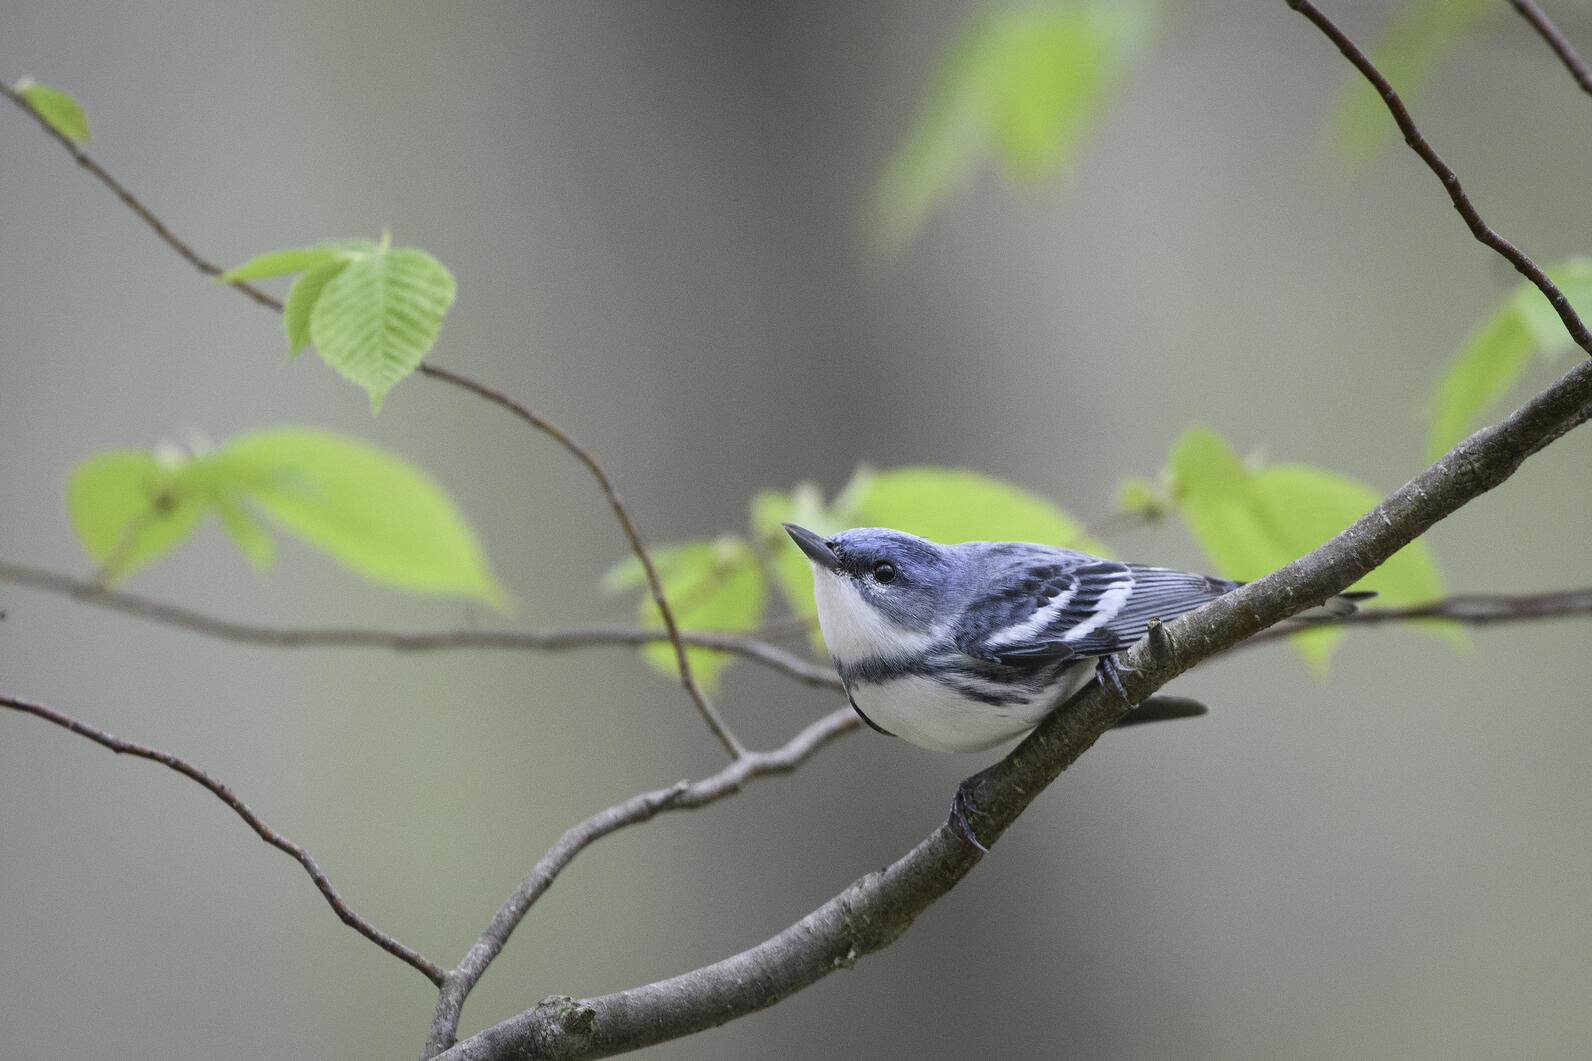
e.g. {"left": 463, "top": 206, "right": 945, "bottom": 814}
{"left": 872, "top": 561, "right": 897, "bottom": 584}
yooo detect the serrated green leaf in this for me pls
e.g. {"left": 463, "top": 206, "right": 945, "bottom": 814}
{"left": 284, "top": 258, "right": 352, "bottom": 355}
{"left": 66, "top": 450, "right": 203, "bottom": 582}
{"left": 1427, "top": 259, "right": 1592, "bottom": 461}
{"left": 615, "top": 537, "right": 766, "bottom": 692}
{"left": 868, "top": 1, "right": 1158, "bottom": 250}
{"left": 19, "top": 80, "right": 90, "bottom": 142}
{"left": 1167, "top": 426, "right": 1450, "bottom": 670}
{"left": 217, "top": 428, "right": 505, "bottom": 608}
{"left": 1324, "top": 0, "right": 1496, "bottom": 163}
{"left": 308, "top": 246, "right": 456, "bottom": 412}
{"left": 217, "top": 246, "right": 352, "bottom": 283}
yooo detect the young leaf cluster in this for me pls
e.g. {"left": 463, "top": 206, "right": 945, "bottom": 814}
{"left": 67, "top": 428, "right": 506, "bottom": 608}
{"left": 220, "top": 236, "right": 457, "bottom": 412}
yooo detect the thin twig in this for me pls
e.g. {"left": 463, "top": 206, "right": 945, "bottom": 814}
{"left": 0, "top": 80, "right": 283, "bottom": 312}
{"left": 417, "top": 363, "right": 745, "bottom": 758}
{"left": 2, "top": 75, "right": 743, "bottom": 760}
{"left": 420, "top": 705, "right": 857, "bottom": 1058}
{"left": 1508, "top": 0, "right": 1592, "bottom": 94}
{"left": 0, "top": 693, "right": 444, "bottom": 985}
{"left": 0, "top": 559, "right": 842, "bottom": 690}
{"left": 1287, "top": 0, "right": 1592, "bottom": 357}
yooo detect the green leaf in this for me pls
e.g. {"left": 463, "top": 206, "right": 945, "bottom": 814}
{"left": 607, "top": 537, "right": 766, "bottom": 693}
{"left": 66, "top": 450, "right": 203, "bottom": 582}
{"left": 218, "top": 428, "right": 506, "bottom": 608}
{"left": 284, "top": 258, "right": 352, "bottom": 355}
{"left": 308, "top": 246, "right": 456, "bottom": 412}
{"left": 1427, "top": 259, "right": 1592, "bottom": 461}
{"left": 1324, "top": 0, "right": 1496, "bottom": 163}
{"left": 868, "top": 1, "right": 1158, "bottom": 250}
{"left": 18, "top": 80, "right": 90, "bottom": 142}
{"left": 1114, "top": 475, "right": 1166, "bottom": 521}
{"left": 217, "top": 245, "right": 358, "bottom": 283}
{"left": 1166, "top": 426, "right": 1450, "bottom": 670}
{"left": 855, "top": 466, "right": 1105, "bottom": 554}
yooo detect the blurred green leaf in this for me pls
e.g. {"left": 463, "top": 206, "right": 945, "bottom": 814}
{"left": 869, "top": 1, "right": 1158, "bottom": 250}
{"left": 607, "top": 536, "right": 766, "bottom": 693}
{"left": 309, "top": 245, "right": 456, "bottom": 412}
{"left": 18, "top": 79, "right": 90, "bottom": 142}
{"left": 1166, "top": 426, "right": 1451, "bottom": 670}
{"left": 1114, "top": 474, "right": 1166, "bottom": 521}
{"left": 1427, "top": 259, "right": 1592, "bottom": 461}
{"left": 1324, "top": 0, "right": 1496, "bottom": 163}
{"left": 219, "top": 428, "right": 506, "bottom": 608}
{"left": 855, "top": 466, "right": 1104, "bottom": 553}
{"left": 66, "top": 450, "right": 203, "bottom": 582}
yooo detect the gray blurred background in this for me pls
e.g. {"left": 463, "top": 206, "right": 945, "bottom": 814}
{"left": 4, "top": 2, "right": 1591, "bottom": 1058}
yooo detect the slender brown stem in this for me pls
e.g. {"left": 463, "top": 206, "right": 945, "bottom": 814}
{"left": 0, "top": 559, "right": 841, "bottom": 690}
{"left": 416, "top": 363, "right": 745, "bottom": 757}
{"left": 0, "top": 80, "right": 283, "bottom": 312}
{"left": 1287, "top": 0, "right": 1592, "bottom": 357}
{"left": 1508, "top": 0, "right": 1592, "bottom": 94}
{"left": 0, "top": 693, "right": 444, "bottom": 985}
{"left": 420, "top": 706, "right": 857, "bottom": 1058}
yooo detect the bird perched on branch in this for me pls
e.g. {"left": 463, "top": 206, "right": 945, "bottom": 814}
{"left": 784, "top": 523, "right": 1369, "bottom": 754}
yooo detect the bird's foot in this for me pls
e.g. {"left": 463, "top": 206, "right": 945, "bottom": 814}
{"left": 1097, "top": 654, "right": 1138, "bottom": 706}
{"left": 948, "top": 777, "right": 990, "bottom": 853}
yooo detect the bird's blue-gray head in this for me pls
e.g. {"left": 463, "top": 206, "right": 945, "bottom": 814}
{"left": 783, "top": 523, "right": 953, "bottom": 663}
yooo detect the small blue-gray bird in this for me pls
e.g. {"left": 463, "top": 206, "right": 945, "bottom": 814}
{"left": 784, "top": 523, "right": 1368, "bottom": 754}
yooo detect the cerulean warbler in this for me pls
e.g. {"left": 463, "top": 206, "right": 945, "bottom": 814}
{"left": 784, "top": 523, "right": 1368, "bottom": 754}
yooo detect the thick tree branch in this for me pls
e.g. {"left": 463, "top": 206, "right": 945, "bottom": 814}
{"left": 0, "top": 693, "right": 444, "bottom": 985}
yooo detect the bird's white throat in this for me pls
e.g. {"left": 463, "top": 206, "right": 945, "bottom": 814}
{"left": 810, "top": 569, "right": 937, "bottom": 663}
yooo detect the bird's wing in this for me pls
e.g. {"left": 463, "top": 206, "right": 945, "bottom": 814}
{"left": 960, "top": 558, "right": 1237, "bottom": 667}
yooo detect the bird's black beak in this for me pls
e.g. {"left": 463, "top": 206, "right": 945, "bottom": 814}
{"left": 783, "top": 522, "right": 840, "bottom": 571}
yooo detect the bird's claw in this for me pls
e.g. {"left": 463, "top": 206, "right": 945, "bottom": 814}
{"left": 1097, "top": 654, "right": 1138, "bottom": 706}
{"left": 949, "top": 778, "right": 989, "bottom": 853}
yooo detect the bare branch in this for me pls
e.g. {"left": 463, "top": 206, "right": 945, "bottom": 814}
{"left": 0, "top": 693, "right": 444, "bottom": 985}
{"left": 0, "top": 559, "right": 841, "bottom": 690}
{"left": 416, "top": 363, "right": 745, "bottom": 758}
{"left": 421, "top": 706, "right": 858, "bottom": 1058}
{"left": 0, "top": 80, "right": 282, "bottom": 313}
{"left": 1285, "top": 0, "right": 1592, "bottom": 356}
{"left": 1508, "top": 0, "right": 1592, "bottom": 95}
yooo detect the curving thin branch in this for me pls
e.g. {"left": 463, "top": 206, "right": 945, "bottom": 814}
{"left": 421, "top": 706, "right": 859, "bottom": 1058}
{"left": 0, "top": 693, "right": 444, "bottom": 985}
{"left": 1, "top": 77, "right": 742, "bottom": 760}
{"left": 1286, "top": 0, "right": 1592, "bottom": 356}
{"left": 0, "top": 559, "right": 841, "bottom": 690}
{"left": 416, "top": 363, "right": 744, "bottom": 757}
{"left": 1508, "top": 0, "right": 1592, "bottom": 95}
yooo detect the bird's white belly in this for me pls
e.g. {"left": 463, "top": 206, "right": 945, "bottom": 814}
{"left": 851, "top": 667, "right": 1095, "bottom": 754}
